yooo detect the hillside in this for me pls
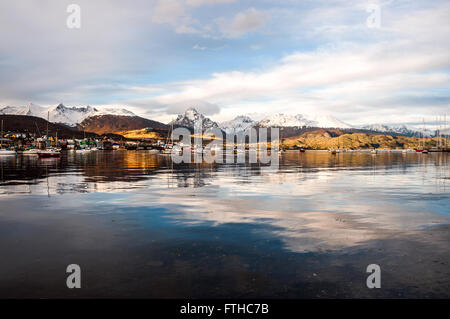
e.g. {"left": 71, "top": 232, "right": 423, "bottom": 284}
{"left": 116, "top": 128, "right": 166, "bottom": 140}
{"left": 282, "top": 129, "right": 446, "bottom": 149}
{"left": 78, "top": 115, "right": 168, "bottom": 135}
{"left": 0, "top": 114, "right": 128, "bottom": 139}
{"left": 0, "top": 114, "right": 97, "bottom": 139}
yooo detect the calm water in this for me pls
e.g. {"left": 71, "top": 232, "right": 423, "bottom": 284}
{"left": 0, "top": 150, "right": 449, "bottom": 298}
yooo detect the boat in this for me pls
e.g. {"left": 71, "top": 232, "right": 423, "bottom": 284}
{"left": 0, "top": 120, "right": 16, "bottom": 155}
{"left": 22, "top": 149, "right": 40, "bottom": 155}
{"left": 37, "top": 149, "right": 61, "bottom": 158}
{"left": 75, "top": 149, "right": 91, "bottom": 153}
{"left": 416, "top": 118, "right": 429, "bottom": 153}
{"left": 371, "top": 149, "right": 378, "bottom": 154}
{"left": 0, "top": 149, "right": 16, "bottom": 156}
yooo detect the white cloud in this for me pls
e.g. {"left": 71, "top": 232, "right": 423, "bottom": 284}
{"left": 193, "top": 44, "right": 207, "bottom": 50}
{"left": 215, "top": 8, "right": 270, "bottom": 38}
{"left": 0, "top": 0, "right": 449, "bottom": 125}
{"left": 152, "top": 0, "right": 200, "bottom": 34}
{"left": 187, "top": 0, "right": 236, "bottom": 6}
{"left": 166, "top": 100, "right": 221, "bottom": 115}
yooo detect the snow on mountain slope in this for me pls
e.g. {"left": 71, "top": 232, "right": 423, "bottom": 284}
{"left": 0, "top": 103, "right": 46, "bottom": 117}
{"left": 171, "top": 107, "right": 219, "bottom": 129}
{"left": 308, "top": 115, "right": 352, "bottom": 129}
{"left": 91, "top": 108, "right": 135, "bottom": 117}
{"left": 0, "top": 103, "right": 135, "bottom": 127}
{"left": 258, "top": 113, "right": 313, "bottom": 127}
{"left": 219, "top": 115, "right": 256, "bottom": 134}
{"left": 360, "top": 124, "right": 432, "bottom": 137}
{"left": 258, "top": 113, "right": 351, "bottom": 129}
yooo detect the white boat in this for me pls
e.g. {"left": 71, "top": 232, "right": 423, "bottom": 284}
{"left": 371, "top": 149, "right": 378, "bottom": 154}
{"left": 0, "top": 149, "right": 16, "bottom": 156}
{"left": 148, "top": 149, "right": 160, "bottom": 154}
{"left": 22, "top": 149, "right": 40, "bottom": 155}
{"left": 37, "top": 149, "right": 61, "bottom": 158}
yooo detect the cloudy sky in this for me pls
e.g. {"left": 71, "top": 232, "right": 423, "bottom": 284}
{"left": 0, "top": 0, "right": 449, "bottom": 125}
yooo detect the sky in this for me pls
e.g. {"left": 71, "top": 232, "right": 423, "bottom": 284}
{"left": 0, "top": 0, "right": 449, "bottom": 126}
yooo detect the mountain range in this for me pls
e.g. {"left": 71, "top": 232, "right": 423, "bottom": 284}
{"left": 1, "top": 103, "right": 444, "bottom": 137}
{"left": 0, "top": 103, "right": 134, "bottom": 127}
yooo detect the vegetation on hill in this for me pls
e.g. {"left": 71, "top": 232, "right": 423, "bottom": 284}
{"left": 282, "top": 130, "right": 447, "bottom": 149}
{"left": 78, "top": 115, "right": 168, "bottom": 135}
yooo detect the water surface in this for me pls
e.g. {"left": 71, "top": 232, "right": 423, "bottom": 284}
{"left": 0, "top": 151, "right": 449, "bottom": 298}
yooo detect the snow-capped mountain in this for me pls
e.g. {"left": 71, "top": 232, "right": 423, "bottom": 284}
{"left": 219, "top": 115, "right": 256, "bottom": 134}
{"left": 170, "top": 107, "right": 219, "bottom": 129}
{"left": 257, "top": 113, "right": 352, "bottom": 129}
{"left": 0, "top": 103, "right": 135, "bottom": 127}
{"left": 258, "top": 113, "right": 313, "bottom": 128}
{"left": 0, "top": 103, "right": 45, "bottom": 117}
{"left": 308, "top": 115, "right": 352, "bottom": 129}
{"left": 360, "top": 124, "right": 433, "bottom": 137}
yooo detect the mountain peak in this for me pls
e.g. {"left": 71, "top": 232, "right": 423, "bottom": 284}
{"left": 219, "top": 115, "right": 256, "bottom": 134}
{"left": 172, "top": 108, "right": 218, "bottom": 129}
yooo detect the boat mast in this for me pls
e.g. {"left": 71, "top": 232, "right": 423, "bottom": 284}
{"left": 445, "top": 114, "right": 448, "bottom": 148}
{"left": 47, "top": 111, "right": 49, "bottom": 139}
{"left": 422, "top": 118, "right": 425, "bottom": 149}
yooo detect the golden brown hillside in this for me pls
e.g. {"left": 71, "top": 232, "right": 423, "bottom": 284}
{"left": 78, "top": 115, "right": 168, "bottom": 134}
{"left": 282, "top": 130, "right": 448, "bottom": 150}
{"left": 116, "top": 128, "right": 165, "bottom": 139}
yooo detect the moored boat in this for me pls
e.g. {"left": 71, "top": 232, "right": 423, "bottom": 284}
{"left": 0, "top": 149, "right": 16, "bottom": 156}
{"left": 37, "top": 149, "right": 61, "bottom": 158}
{"left": 21, "top": 149, "right": 40, "bottom": 155}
